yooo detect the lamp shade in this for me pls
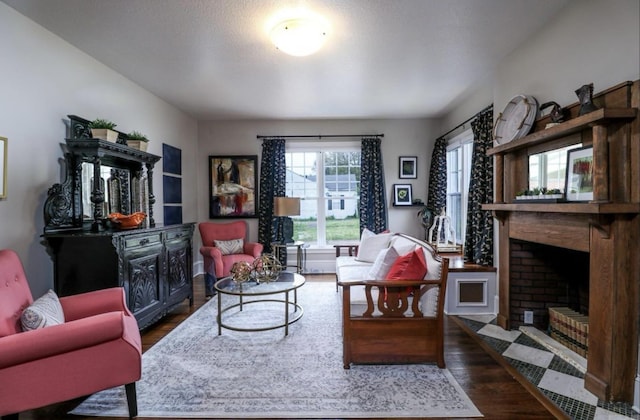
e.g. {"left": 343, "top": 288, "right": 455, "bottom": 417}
{"left": 270, "top": 17, "right": 328, "bottom": 57}
{"left": 273, "top": 197, "right": 300, "bottom": 216}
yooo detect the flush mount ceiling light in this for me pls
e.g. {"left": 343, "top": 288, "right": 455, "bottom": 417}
{"left": 269, "top": 14, "right": 329, "bottom": 57}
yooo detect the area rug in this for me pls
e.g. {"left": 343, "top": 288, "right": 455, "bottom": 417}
{"left": 71, "top": 281, "right": 482, "bottom": 418}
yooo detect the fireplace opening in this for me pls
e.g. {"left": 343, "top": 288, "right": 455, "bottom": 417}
{"left": 509, "top": 239, "right": 589, "bottom": 332}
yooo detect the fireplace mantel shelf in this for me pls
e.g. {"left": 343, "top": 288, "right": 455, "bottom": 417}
{"left": 487, "top": 107, "right": 637, "bottom": 156}
{"left": 483, "top": 202, "right": 640, "bottom": 214}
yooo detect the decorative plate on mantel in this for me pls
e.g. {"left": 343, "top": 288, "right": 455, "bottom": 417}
{"left": 493, "top": 95, "right": 538, "bottom": 145}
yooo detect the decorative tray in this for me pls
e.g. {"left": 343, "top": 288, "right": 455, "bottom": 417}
{"left": 494, "top": 94, "right": 538, "bottom": 145}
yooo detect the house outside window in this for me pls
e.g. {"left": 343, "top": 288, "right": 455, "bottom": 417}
{"left": 285, "top": 143, "right": 361, "bottom": 246}
{"left": 446, "top": 130, "right": 473, "bottom": 244}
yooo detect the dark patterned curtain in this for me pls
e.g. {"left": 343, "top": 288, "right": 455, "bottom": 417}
{"left": 426, "top": 136, "right": 447, "bottom": 222}
{"left": 464, "top": 109, "right": 494, "bottom": 265}
{"left": 359, "top": 137, "right": 388, "bottom": 233}
{"left": 258, "top": 138, "right": 286, "bottom": 253}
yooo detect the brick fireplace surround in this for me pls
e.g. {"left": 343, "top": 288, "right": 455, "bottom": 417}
{"left": 484, "top": 80, "right": 640, "bottom": 403}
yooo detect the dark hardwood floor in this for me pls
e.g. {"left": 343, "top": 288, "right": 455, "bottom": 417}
{"left": 17, "top": 275, "right": 563, "bottom": 420}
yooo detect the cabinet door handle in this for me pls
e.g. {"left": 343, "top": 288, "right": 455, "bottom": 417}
{"left": 139, "top": 238, "right": 150, "bottom": 246}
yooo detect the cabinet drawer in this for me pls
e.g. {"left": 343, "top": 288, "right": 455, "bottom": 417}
{"left": 165, "top": 229, "right": 190, "bottom": 242}
{"left": 124, "top": 233, "right": 162, "bottom": 249}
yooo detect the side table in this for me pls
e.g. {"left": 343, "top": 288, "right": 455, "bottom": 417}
{"left": 271, "top": 241, "right": 309, "bottom": 273}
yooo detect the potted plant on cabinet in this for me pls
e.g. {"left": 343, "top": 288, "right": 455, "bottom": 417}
{"left": 88, "top": 118, "right": 119, "bottom": 143}
{"left": 126, "top": 131, "right": 149, "bottom": 151}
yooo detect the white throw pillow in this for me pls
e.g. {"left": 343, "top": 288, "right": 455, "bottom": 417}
{"left": 355, "top": 229, "right": 393, "bottom": 263}
{"left": 390, "top": 236, "right": 419, "bottom": 256}
{"left": 214, "top": 238, "right": 244, "bottom": 255}
{"left": 21, "top": 289, "right": 65, "bottom": 331}
{"left": 366, "top": 247, "right": 400, "bottom": 280}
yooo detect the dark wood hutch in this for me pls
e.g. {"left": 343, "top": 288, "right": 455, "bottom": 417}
{"left": 43, "top": 115, "right": 194, "bottom": 330}
{"left": 484, "top": 81, "right": 639, "bottom": 402}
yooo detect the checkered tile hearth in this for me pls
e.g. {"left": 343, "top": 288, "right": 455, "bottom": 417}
{"left": 457, "top": 315, "right": 640, "bottom": 420}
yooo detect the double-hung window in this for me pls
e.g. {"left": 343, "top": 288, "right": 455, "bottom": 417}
{"left": 285, "top": 142, "right": 361, "bottom": 246}
{"left": 446, "top": 130, "right": 473, "bottom": 244}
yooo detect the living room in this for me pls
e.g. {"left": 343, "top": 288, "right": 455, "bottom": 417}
{"left": 0, "top": 0, "right": 639, "bottom": 418}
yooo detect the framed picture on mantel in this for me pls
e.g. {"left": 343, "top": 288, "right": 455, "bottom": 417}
{"left": 565, "top": 146, "right": 593, "bottom": 202}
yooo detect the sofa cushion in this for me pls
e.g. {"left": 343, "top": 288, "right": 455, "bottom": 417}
{"left": 419, "top": 287, "right": 439, "bottom": 317}
{"left": 389, "top": 235, "right": 418, "bottom": 256}
{"left": 354, "top": 229, "right": 393, "bottom": 263}
{"left": 385, "top": 247, "right": 427, "bottom": 280}
{"left": 366, "top": 247, "right": 399, "bottom": 280}
{"left": 21, "top": 289, "right": 65, "bottom": 331}
{"left": 214, "top": 238, "right": 244, "bottom": 255}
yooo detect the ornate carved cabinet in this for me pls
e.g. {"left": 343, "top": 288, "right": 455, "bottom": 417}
{"left": 43, "top": 115, "right": 194, "bottom": 329}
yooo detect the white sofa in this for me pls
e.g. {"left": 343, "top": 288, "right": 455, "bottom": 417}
{"left": 335, "top": 231, "right": 445, "bottom": 316}
{"left": 335, "top": 231, "right": 450, "bottom": 368}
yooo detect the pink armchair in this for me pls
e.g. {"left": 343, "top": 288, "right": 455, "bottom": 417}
{"left": 0, "top": 249, "right": 142, "bottom": 419}
{"left": 199, "top": 221, "right": 263, "bottom": 295}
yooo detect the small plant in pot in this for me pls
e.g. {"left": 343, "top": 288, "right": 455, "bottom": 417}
{"left": 88, "top": 118, "right": 119, "bottom": 143}
{"left": 126, "top": 131, "right": 149, "bottom": 151}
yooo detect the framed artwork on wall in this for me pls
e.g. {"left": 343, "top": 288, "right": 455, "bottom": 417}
{"left": 393, "top": 184, "right": 412, "bottom": 206}
{"left": 208, "top": 155, "right": 258, "bottom": 218}
{"left": 399, "top": 156, "right": 417, "bottom": 179}
{"left": 0, "top": 136, "right": 6, "bottom": 199}
{"left": 565, "top": 146, "right": 593, "bottom": 202}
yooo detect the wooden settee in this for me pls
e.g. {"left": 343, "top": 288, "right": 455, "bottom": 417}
{"left": 336, "top": 233, "right": 449, "bottom": 369}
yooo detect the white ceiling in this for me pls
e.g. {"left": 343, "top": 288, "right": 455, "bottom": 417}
{"left": 3, "top": 0, "right": 570, "bottom": 121}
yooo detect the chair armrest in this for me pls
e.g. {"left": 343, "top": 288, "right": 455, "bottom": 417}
{"left": 334, "top": 244, "right": 358, "bottom": 257}
{"left": 244, "top": 242, "right": 263, "bottom": 258}
{"left": 200, "top": 245, "right": 222, "bottom": 260}
{"left": 0, "top": 311, "right": 129, "bottom": 369}
{"left": 60, "top": 287, "right": 131, "bottom": 321}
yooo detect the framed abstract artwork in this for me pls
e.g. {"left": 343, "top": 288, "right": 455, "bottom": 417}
{"left": 399, "top": 156, "right": 417, "bottom": 179}
{"left": 208, "top": 155, "right": 258, "bottom": 218}
{"left": 0, "top": 137, "right": 6, "bottom": 199}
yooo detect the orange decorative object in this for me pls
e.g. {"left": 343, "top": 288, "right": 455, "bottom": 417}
{"left": 108, "top": 212, "right": 146, "bottom": 229}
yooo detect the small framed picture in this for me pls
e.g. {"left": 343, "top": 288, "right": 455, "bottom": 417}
{"left": 399, "top": 156, "right": 417, "bottom": 179}
{"left": 565, "top": 146, "right": 593, "bottom": 202}
{"left": 393, "top": 184, "right": 412, "bottom": 206}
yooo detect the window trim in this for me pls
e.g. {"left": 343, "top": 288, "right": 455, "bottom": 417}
{"left": 446, "top": 129, "right": 474, "bottom": 243}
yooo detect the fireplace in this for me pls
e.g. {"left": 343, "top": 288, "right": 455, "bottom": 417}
{"left": 509, "top": 239, "right": 589, "bottom": 331}
{"left": 484, "top": 80, "right": 640, "bottom": 402}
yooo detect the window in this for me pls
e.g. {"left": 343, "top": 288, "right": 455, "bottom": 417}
{"left": 285, "top": 143, "right": 361, "bottom": 246}
{"left": 446, "top": 130, "right": 473, "bottom": 244}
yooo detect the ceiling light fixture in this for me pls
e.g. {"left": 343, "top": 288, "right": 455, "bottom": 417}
{"left": 270, "top": 15, "right": 329, "bottom": 57}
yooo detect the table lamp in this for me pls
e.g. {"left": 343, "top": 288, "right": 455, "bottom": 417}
{"left": 274, "top": 197, "right": 300, "bottom": 244}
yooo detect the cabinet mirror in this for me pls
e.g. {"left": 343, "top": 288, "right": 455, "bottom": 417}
{"left": 80, "top": 163, "right": 146, "bottom": 220}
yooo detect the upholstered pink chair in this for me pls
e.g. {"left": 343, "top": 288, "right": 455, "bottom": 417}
{"left": 199, "top": 221, "right": 263, "bottom": 295}
{"left": 0, "top": 249, "right": 142, "bottom": 420}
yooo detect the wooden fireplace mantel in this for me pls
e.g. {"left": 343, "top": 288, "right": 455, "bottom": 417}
{"left": 483, "top": 80, "right": 640, "bottom": 402}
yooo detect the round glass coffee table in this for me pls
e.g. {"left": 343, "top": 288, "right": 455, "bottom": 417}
{"left": 214, "top": 271, "right": 305, "bottom": 336}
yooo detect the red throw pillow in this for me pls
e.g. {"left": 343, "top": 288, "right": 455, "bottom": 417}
{"left": 385, "top": 248, "right": 428, "bottom": 281}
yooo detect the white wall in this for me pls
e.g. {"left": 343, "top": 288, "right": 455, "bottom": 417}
{"left": 493, "top": 0, "right": 639, "bottom": 115}
{"left": 0, "top": 3, "right": 198, "bottom": 298}
{"left": 196, "top": 118, "right": 441, "bottom": 271}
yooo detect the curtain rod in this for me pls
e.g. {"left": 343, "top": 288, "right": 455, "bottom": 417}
{"left": 257, "top": 134, "right": 384, "bottom": 140}
{"left": 439, "top": 104, "right": 493, "bottom": 140}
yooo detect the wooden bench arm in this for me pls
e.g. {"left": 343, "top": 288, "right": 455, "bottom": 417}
{"left": 333, "top": 244, "right": 359, "bottom": 257}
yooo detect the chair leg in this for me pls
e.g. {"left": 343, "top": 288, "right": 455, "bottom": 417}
{"left": 205, "top": 272, "right": 217, "bottom": 297}
{"left": 2, "top": 414, "right": 19, "bottom": 420}
{"left": 125, "top": 382, "right": 138, "bottom": 418}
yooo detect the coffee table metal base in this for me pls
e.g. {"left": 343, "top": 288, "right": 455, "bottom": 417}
{"left": 217, "top": 298, "right": 303, "bottom": 336}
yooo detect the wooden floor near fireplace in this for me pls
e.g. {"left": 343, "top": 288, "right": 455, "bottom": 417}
{"left": 17, "top": 274, "right": 562, "bottom": 420}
